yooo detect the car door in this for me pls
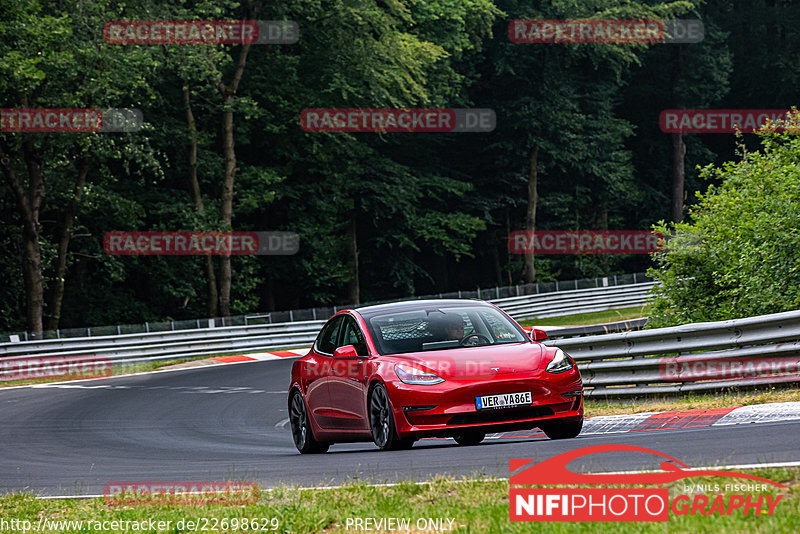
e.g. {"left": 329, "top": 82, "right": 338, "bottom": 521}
{"left": 326, "top": 314, "right": 370, "bottom": 430}
{"left": 305, "top": 315, "right": 343, "bottom": 428}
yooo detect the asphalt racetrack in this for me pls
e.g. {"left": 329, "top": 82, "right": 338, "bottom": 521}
{"left": 1, "top": 358, "right": 799, "bottom": 496}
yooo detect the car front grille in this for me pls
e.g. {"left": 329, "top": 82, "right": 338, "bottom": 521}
{"left": 446, "top": 406, "right": 554, "bottom": 426}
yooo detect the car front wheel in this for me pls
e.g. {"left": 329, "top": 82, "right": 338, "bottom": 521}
{"left": 452, "top": 431, "right": 485, "bottom": 446}
{"left": 540, "top": 418, "right": 583, "bottom": 440}
{"left": 369, "top": 383, "right": 415, "bottom": 451}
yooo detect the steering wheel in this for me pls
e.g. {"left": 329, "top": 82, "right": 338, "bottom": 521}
{"left": 460, "top": 333, "right": 491, "bottom": 347}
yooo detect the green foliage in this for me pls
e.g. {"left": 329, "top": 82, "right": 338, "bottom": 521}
{"left": 2, "top": 0, "right": 799, "bottom": 332}
{"left": 648, "top": 124, "right": 800, "bottom": 326}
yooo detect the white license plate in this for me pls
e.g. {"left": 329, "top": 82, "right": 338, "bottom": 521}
{"left": 475, "top": 391, "right": 532, "bottom": 410}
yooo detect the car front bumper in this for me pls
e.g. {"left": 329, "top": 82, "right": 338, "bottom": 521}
{"left": 386, "top": 371, "right": 583, "bottom": 438}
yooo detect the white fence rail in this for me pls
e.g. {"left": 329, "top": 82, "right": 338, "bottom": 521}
{"left": 0, "top": 282, "right": 654, "bottom": 366}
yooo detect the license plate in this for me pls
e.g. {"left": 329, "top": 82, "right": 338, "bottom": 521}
{"left": 475, "top": 391, "right": 532, "bottom": 410}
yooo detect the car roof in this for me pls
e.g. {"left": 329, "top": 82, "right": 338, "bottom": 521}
{"left": 353, "top": 298, "right": 493, "bottom": 316}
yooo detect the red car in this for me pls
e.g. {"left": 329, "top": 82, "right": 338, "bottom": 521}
{"left": 287, "top": 299, "right": 583, "bottom": 453}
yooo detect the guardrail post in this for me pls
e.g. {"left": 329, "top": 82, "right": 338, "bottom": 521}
{"left": 515, "top": 285, "right": 519, "bottom": 296}
{"left": 556, "top": 280, "right": 559, "bottom": 292}
{"left": 289, "top": 310, "right": 294, "bottom": 322}
{"left": 312, "top": 308, "right": 317, "bottom": 320}
{"left": 145, "top": 322, "right": 150, "bottom": 333}
{"left": 477, "top": 288, "right": 481, "bottom": 299}
{"left": 634, "top": 272, "right": 638, "bottom": 283}
{"left": 171, "top": 321, "right": 175, "bottom": 331}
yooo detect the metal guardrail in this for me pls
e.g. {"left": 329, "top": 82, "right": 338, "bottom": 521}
{"left": 0, "top": 283, "right": 654, "bottom": 366}
{"left": 1, "top": 272, "right": 651, "bottom": 342}
{"left": 2, "top": 285, "right": 797, "bottom": 399}
{"left": 493, "top": 282, "right": 654, "bottom": 320}
{"left": 541, "top": 318, "right": 648, "bottom": 340}
{"left": 545, "top": 309, "right": 800, "bottom": 397}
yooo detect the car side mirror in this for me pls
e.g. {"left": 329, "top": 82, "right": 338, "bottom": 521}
{"left": 333, "top": 344, "right": 361, "bottom": 358}
{"left": 530, "top": 328, "right": 548, "bottom": 341}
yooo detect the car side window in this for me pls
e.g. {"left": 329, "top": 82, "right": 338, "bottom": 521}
{"left": 339, "top": 316, "right": 369, "bottom": 357}
{"left": 316, "top": 316, "right": 344, "bottom": 355}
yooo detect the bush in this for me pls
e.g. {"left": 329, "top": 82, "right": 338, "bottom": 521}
{"left": 647, "top": 120, "right": 800, "bottom": 327}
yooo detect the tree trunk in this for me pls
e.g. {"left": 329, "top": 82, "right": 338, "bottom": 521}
{"left": 670, "top": 46, "right": 686, "bottom": 223}
{"left": 670, "top": 133, "right": 686, "bottom": 223}
{"left": 490, "top": 229, "right": 502, "bottom": 287}
{"left": 0, "top": 141, "right": 45, "bottom": 337}
{"left": 183, "top": 82, "right": 218, "bottom": 317}
{"left": 523, "top": 145, "right": 539, "bottom": 283}
{"left": 505, "top": 209, "right": 513, "bottom": 286}
{"left": 216, "top": 39, "right": 252, "bottom": 318}
{"left": 345, "top": 213, "right": 360, "bottom": 305}
{"left": 46, "top": 157, "right": 88, "bottom": 331}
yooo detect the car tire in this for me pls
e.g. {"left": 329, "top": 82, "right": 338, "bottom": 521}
{"left": 452, "top": 431, "right": 485, "bottom": 446}
{"left": 289, "top": 391, "right": 330, "bottom": 454}
{"left": 369, "top": 383, "right": 414, "bottom": 451}
{"left": 540, "top": 418, "right": 583, "bottom": 440}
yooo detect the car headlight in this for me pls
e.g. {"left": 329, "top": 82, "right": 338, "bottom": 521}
{"left": 545, "top": 348, "right": 574, "bottom": 373}
{"left": 395, "top": 364, "right": 445, "bottom": 385}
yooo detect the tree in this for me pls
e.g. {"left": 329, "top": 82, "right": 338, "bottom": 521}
{"left": 0, "top": 0, "right": 160, "bottom": 335}
{"left": 647, "top": 118, "right": 800, "bottom": 327}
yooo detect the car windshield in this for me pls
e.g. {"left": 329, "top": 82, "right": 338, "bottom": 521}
{"left": 363, "top": 305, "right": 529, "bottom": 355}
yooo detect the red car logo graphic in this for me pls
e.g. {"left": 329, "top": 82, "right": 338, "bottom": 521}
{"left": 510, "top": 444, "right": 787, "bottom": 488}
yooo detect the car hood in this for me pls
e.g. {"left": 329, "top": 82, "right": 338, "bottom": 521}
{"left": 397, "top": 342, "right": 544, "bottom": 378}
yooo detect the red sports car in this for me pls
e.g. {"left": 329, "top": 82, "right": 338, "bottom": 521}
{"left": 287, "top": 299, "right": 583, "bottom": 453}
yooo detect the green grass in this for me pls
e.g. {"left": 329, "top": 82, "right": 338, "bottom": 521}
{"left": 518, "top": 306, "right": 648, "bottom": 327}
{"left": 1, "top": 467, "right": 797, "bottom": 533}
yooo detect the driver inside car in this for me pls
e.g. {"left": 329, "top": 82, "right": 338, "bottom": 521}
{"left": 428, "top": 312, "right": 466, "bottom": 342}
{"left": 443, "top": 314, "right": 466, "bottom": 341}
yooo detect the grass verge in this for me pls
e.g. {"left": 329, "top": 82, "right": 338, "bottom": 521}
{"left": 1, "top": 467, "right": 797, "bottom": 533}
{"left": 518, "top": 306, "right": 648, "bottom": 327}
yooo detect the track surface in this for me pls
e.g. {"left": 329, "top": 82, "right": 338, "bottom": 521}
{"left": 1, "top": 359, "right": 799, "bottom": 496}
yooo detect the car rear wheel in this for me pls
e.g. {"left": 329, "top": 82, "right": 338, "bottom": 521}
{"left": 289, "top": 391, "right": 329, "bottom": 454}
{"left": 540, "top": 418, "right": 583, "bottom": 440}
{"left": 369, "top": 383, "right": 415, "bottom": 451}
{"left": 452, "top": 431, "right": 485, "bottom": 446}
